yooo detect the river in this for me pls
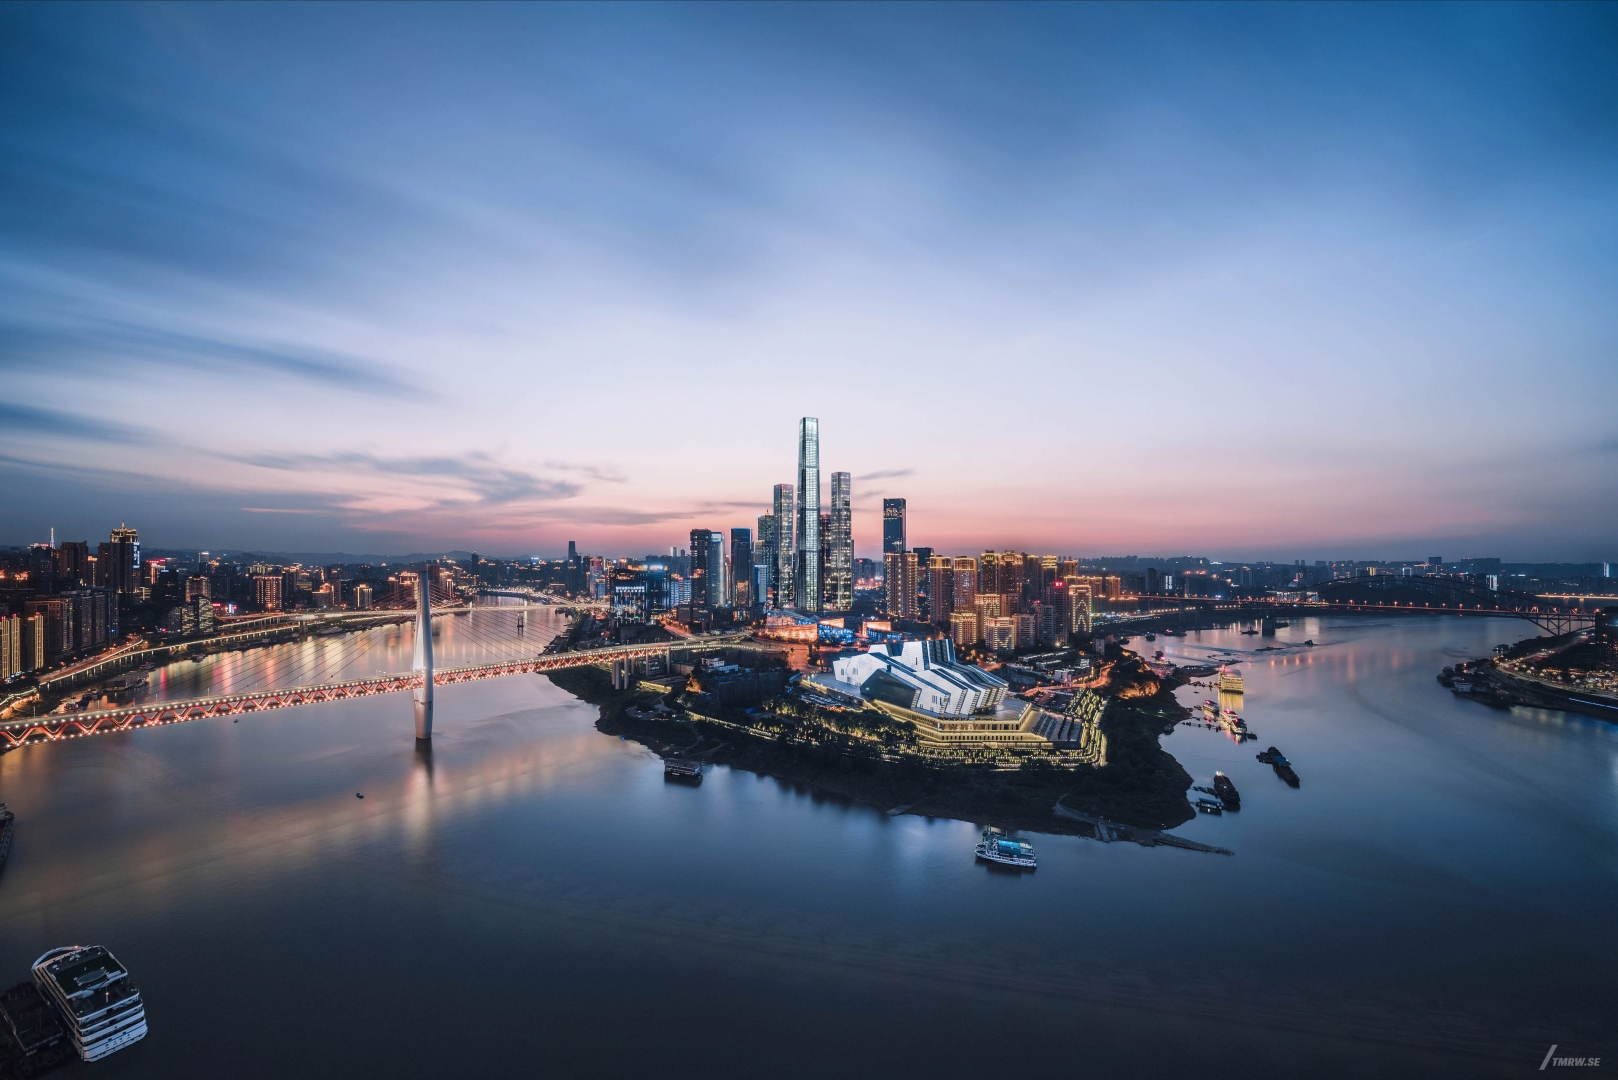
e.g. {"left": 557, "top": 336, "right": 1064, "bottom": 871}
{"left": 0, "top": 616, "right": 1613, "bottom": 1078}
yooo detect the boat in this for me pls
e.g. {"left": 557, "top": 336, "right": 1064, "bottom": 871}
{"left": 31, "top": 946, "right": 148, "bottom": 1061}
{"left": 1144, "top": 632, "right": 1156, "bottom": 641}
{"left": 1194, "top": 798, "right": 1223, "bottom": 815}
{"left": 1256, "top": 746, "right": 1301, "bottom": 788}
{"left": 664, "top": 758, "right": 703, "bottom": 783}
{"left": 975, "top": 829, "right": 1036, "bottom": 869}
{"left": 1452, "top": 680, "right": 1473, "bottom": 693}
{"left": 0, "top": 804, "right": 12, "bottom": 875}
{"left": 1213, "top": 771, "right": 1240, "bottom": 810}
{"left": 1218, "top": 670, "right": 1244, "bottom": 693}
{"left": 0, "top": 981, "right": 71, "bottom": 1074}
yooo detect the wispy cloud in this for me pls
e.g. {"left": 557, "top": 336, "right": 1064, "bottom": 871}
{"left": 0, "top": 402, "right": 158, "bottom": 446}
{"left": 856, "top": 468, "right": 915, "bottom": 482}
{"left": 233, "top": 450, "right": 581, "bottom": 505}
{"left": 0, "top": 318, "right": 419, "bottom": 397}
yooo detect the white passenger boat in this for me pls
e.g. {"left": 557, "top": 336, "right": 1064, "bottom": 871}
{"left": 975, "top": 828, "right": 1037, "bottom": 869}
{"left": 31, "top": 945, "right": 147, "bottom": 1061}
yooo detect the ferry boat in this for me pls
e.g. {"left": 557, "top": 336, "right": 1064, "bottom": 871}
{"left": 1218, "top": 670, "right": 1244, "bottom": 693}
{"left": 0, "top": 981, "right": 70, "bottom": 1073}
{"left": 663, "top": 758, "right": 703, "bottom": 783}
{"left": 975, "top": 828, "right": 1037, "bottom": 869}
{"left": 31, "top": 946, "right": 148, "bottom": 1061}
{"left": 1213, "top": 771, "right": 1241, "bottom": 810}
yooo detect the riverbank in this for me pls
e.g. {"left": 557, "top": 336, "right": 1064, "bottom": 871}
{"left": 546, "top": 665, "right": 1196, "bottom": 833}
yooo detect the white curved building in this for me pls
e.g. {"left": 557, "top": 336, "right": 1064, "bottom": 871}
{"left": 831, "top": 638, "right": 1007, "bottom": 719}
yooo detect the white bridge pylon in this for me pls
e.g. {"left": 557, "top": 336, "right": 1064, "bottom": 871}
{"left": 413, "top": 569, "right": 435, "bottom": 741}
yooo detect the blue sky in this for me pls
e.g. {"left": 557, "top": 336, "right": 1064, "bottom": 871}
{"left": 2, "top": 2, "right": 1615, "bottom": 560}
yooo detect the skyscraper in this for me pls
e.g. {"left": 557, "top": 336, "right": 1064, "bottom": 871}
{"left": 884, "top": 551, "right": 918, "bottom": 620}
{"left": 730, "top": 528, "right": 754, "bottom": 611}
{"left": 952, "top": 557, "right": 978, "bottom": 612}
{"left": 755, "top": 514, "right": 776, "bottom": 606}
{"left": 928, "top": 556, "right": 954, "bottom": 624}
{"left": 772, "top": 484, "right": 795, "bottom": 609}
{"left": 883, "top": 499, "right": 906, "bottom": 555}
{"left": 827, "top": 472, "right": 852, "bottom": 611}
{"left": 707, "top": 532, "right": 725, "bottom": 607}
{"left": 795, "top": 418, "right": 821, "bottom": 612}
{"left": 108, "top": 525, "right": 139, "bottom": 597}
{"left": 689, "top": 528, "right": 714, "bottom": 608}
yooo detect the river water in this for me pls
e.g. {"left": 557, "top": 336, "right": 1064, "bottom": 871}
{"left": 0, "top": 616, "right": 1613, "bottom": 1078}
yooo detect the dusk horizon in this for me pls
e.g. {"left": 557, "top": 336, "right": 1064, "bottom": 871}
{"left": 4, "top": 3, "right": 1616, "bottom": 563}
{"left": 3, "top": 6, "right": 1615, "bottom": 1079}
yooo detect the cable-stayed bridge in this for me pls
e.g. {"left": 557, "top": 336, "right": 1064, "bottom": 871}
{"left": 2, "top": 594, "right": 743, "bottom": 751}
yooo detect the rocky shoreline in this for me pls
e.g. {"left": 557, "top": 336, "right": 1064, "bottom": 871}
{"left": 546, "top": 662, "right": 1198, "bottom": 835}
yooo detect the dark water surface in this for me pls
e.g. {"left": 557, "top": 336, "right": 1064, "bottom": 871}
{"left": 2, "top": 617, "right": 1613, "bottom": 1078}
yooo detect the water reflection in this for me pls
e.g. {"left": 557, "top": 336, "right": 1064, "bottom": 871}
{"left": 0, "top": 617, "right": 1614, "bottom": 1079}
{"left": 101, "top": 603, "right": 566, "bottom": 709}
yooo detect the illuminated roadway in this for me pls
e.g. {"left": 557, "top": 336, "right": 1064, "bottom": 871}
{"left": 1, "top": 628, "right": 752, "bottom": 751}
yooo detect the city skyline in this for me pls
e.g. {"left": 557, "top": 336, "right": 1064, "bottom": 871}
{"left": 3, "top": 5, "right": 1616, "bottom": 561}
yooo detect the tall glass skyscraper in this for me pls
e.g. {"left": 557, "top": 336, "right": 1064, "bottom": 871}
{"left": 795, "top": 418, "right": 821, "bottom": 612}
{"left": 827, "top": 472, "right": 852, "bottom": 611}
{"left": 882, "top": 499, "right": 906, "bottom": 555}
{"left": 755, "top": 513, "right": 776, "bottom": 606}
{"left": 772, "top": 484, "right": 795, "bottom": 610}
{"left": 730, "top": 528, "right": 753, "bottom": 610}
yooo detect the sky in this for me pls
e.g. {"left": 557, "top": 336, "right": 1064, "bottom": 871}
{"left": 2, "top": 2, "right": 1615, "bottom": 562}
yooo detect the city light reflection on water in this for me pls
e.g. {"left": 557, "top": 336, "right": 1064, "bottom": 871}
{"left": 0, "top": 616, "right": 1614, "bottom": 1079}
{"left": 117, "top": 602, "right": 566, "bottom": 707}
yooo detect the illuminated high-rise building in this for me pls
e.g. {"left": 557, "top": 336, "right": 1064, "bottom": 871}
{"left": 882, "top": 499, "right": 906, "bottom": 555}
{"left": 884, "top": 551, "right": 918, "bottom": 620}
{"left": 973, "top": 594, "right": 1002, "bottom": 634}
{"left": 1065, "top": 579, "right": 1094, "bottom": 634}
{"left": 978, "top": 551, "right": 999, "bottom": 596}
{"left": 772, "top": 484, "right": 795, "bottom": 609}
{"left": 795, "top": 418, "right": 821, "bottom": 612}
{"left": 755, "top": 514, "right": 777, "bottom": 605}
{"left": 984, "top": 616, "right": 1017, "bottom": 655}
{"left": 949, "top": 610, "right": 979, "bottom": 647}
{"left": 827, "top": 472, "right": 852, "bottom": 611}
{"left": 108, "top": 525, "right": 140, "bottom": 597}
{"left": 731, "top": 528, "right": 754, "bottom": 610}
{"left": 927, "top": 556, "right": 954, "bottom": 625}
{"left": 952, "top": 557, "right": 978, "bottom": 612}
{"left": 254, "top": 574, "right": 283, "bottom": 612}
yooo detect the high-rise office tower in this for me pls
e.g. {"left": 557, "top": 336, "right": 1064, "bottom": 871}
{"left": 795, "top": 418, "right": 821, "bottom": 612}
{"left": 952, "top": 557, "right": 978, "bottom": 612}
{"left": 707, "top": 532, "right": 725, "bottom": 607}
{"left": 108, "top": 525, "right": 139, "bottom": 597}
{"left": 819, "top": 512, "right": 832, "bottom": 610}
{"left": 882, "top": 499, "right": 906, "bottom": 555}
{"left": 730, "top": 528, "right": 754, "bottom": 610}
{"left": 928, "top": 556, "right": 954, "bottom": 624}
{"left": 978, "top": 551, "right": 999, "bottom": 596}
{"left": 689, "top": 529, "right": 713, "bottom": 608}
{"left": 772, "top": 485, "right": 795, "bottom": 609}
{"left": 755, "top": 514, "right": 776, "bottom": 606}
{"left": 752, "top": 564, "right": 770, "bottom": 611}
{"left": 884, "top": 551, "right": 918, "bottom": 620}
{"left": 827, "top": 472, "right": 852, "bottom": 611}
